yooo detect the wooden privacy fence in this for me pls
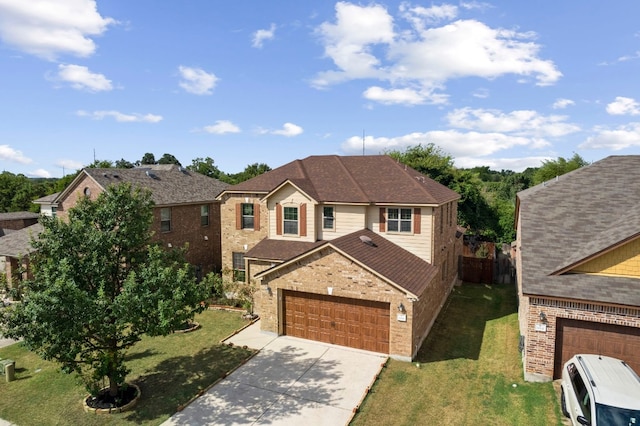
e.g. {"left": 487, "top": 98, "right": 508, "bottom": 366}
{"left": 460, "top": 256, "right": 494, "bottom": 284}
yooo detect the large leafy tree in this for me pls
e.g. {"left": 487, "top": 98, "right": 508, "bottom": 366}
{"left": 386, "top": 143, "right": 456, "bottom": 185}
{"left": 1, "top": 183, "right": 207, "bottom": 397}
{"left": 533, "top": 153, "right": 589, "bottom": 185}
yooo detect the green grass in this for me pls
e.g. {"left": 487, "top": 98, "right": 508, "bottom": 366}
{"left": 0, "top": 309, "right": 254, "bottom": 426}
{"left": 351, "top": 283, "right": 564, "bottom": 426}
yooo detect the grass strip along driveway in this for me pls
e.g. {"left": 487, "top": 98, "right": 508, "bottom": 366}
{"left": 0, "top": 309, "right": 253, "bottom": 426}
{"left": 352, "top": 283, "right": 564, "bottom": 426}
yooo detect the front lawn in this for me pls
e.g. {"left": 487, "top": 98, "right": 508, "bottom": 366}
{"left": 352, "top": 283, "right": 563, "bottom": 426}
{"left": 0, "top": 309, "right": 253, "bottom": 426}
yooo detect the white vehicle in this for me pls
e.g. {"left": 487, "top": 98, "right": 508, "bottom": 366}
{"left": 561, "top": 354, "right": 640, "bottom": 425}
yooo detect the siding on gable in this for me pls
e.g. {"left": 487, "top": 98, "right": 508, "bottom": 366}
{"left": 368, "top": 205, "right": 434, "bottom": 263}
{"left": 571, "top": 237, "right": 640, "bottom": 278}
{"left": 267, "top": 185, "right": 315, "bottom": 242}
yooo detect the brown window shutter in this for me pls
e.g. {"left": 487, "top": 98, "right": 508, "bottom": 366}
{"left": 414, "top": 207, "right": 421, "bottom": 234}
{"left": 300, "top": 203, "right": 307, "bottom": 236}
{"left": 276, "top": 203, "right": 282, "bottom": 235}
{"left": 379, "top": 207, "right": 386, "bottom": 232}
{"left": 235, "top": 203, "right": 241, "bottom": 230}
{"left": 254, "top": 203, "right": 260, "bottom": 231}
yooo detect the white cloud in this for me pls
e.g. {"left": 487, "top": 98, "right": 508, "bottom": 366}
{"left": 76, "top": 110, "right": 163, "bottom": 123}
{"left": 342, "top": 129, "right": 542, "bottom": 158}
{"left": 446, "top": 107, "right": 580, "bottom": 137}
{"left": 0, "top": 0, "right": 115, "bottom": 60}
{"left": 606, "top": 96, "right": 640, "bottom": 115}
{"left": 29, "top": 168, "right": 52, "bottom": 178}
{"left": 272, "top": 122, "right": 304, "bottom": 137}
{"left": 257, "top": 123, "right": 303, "bottom": 137}
{"left": 580, "top": 122, "right": 640, "bottom": 150}
{"left": 552, "top": 98, "right": 575, "bottom": 109}
{"left": 472, "top": 88, "right": 489, "bottom": 99}
{"left": 51, "top": 64, "right": 112, "bottom": 92}
{"left": 313, "top": 2, "right": 561, "bottom": 103}
{"left": 201, "top": 120, "right": 241, "bottom": 134}
{"left": 178, "top": 66, "right": 218, "bottom": 95}
{"left": 252, "top": 23, "right": 276, "bottom": 48}
{"left": 55, "top": 159, "right": 84, "bottom": 170}
{"left": 0, "top": 144, "right": 32, "bottom": 164}
{"left": 454, "top": 156, "right": 551, "bottom": 172}
{"left": 363, "top": 86, "right": 442, "bottom": 105}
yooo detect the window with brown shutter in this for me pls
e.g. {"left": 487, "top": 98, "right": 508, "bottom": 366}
{"left": 414, "top": 207, "right": 421, "bottom": 234}
{"left": 235, "top": 203, "right": 242, "bottom": 230}
{"left": 379, "top": 207, "right": 386, "bottom": 232}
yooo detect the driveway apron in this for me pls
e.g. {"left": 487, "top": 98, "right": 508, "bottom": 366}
{"left": 163, "top": 322, "right": 387, "bottom": 426}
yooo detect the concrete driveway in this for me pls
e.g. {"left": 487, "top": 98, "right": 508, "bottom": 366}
{"left": 163, "top": 321, "right": 388, "bottom": 426}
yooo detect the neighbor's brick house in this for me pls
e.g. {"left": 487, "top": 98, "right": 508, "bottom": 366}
{"left": 217, "top": 155, "right": 462, "bottom": 360}
{"left": 55, "top": 165, "right": 228, "bottom": 277}
{"left": 515, "top": 155, "right": 640, "bottom": 382}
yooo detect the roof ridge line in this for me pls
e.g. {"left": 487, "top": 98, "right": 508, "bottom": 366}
{"left": 335, "top": 156, "right": 370, "bottom": 202}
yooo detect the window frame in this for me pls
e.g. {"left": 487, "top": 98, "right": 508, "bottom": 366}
{"left": 160, "top": 207, "right": 172, "bottom": 232}
{"left": 322, "top": 206, "right": 335, "bottom": 230}
{"left": 387, "top": 207, "right": 412, "bottom": 233}
{"left": 241, "top": 203, "right": 255, "bottom": 229}
{"left": 232, "top": 252, "right": 246, "bottom": 282}
{"left": 283, "top": 206, "right": 299, "bottom": 235}
{"left": 200, "top": 204, "right": 210, "bottom": 226}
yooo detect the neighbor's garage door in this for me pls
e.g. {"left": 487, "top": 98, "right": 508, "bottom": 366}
{"left": 283, "top": 290, "right": 390, "bottom": 353}
{"left": 554, "top": 318, "right": 640, "bottom": 378}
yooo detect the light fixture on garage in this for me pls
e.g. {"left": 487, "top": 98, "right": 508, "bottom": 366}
{"left": 398, "top": 303, "right": 406, "bottom": 313}
{"left": 539, "top": 311, "right": 547, "bottom": 323}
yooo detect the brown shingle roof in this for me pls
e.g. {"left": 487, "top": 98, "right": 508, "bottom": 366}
{"left": 253, "top": 229, "right": 438, "bottom": 298}
{"left": 0, "top": 212, "right": 40, "bottom": 221}
{"left": 517, "top": 155, "right": 640, "bottom": 306}
{"left": 68, "top": 165, "right": 228, "bottom": 206}
{"left": 0, "top": 223, "right": 43, "bottom": 257}
{"left": 222, "top": 155, "right": 459, "bottom": 205}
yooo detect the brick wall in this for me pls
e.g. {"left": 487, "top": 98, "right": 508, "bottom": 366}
{"left": 522, "top": 296, "right": 640, "bottom": 381}
{"left": 219, "top": 193, "right": 268, "bottom": 280}
{"left": 151, "top": 203, "right": 221, "bottom": 275}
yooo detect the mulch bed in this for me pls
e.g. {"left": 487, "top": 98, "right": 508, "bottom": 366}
{"left": 85, "top": 385, "right": 138, "bottom": 410}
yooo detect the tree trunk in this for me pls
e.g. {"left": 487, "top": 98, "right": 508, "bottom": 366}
{"left": 109, "top": 374, "right": 119, "bottom": 397}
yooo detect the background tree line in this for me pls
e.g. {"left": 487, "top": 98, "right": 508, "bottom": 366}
{"left": 0, "top": 148, "right": 589, "bottom": 244}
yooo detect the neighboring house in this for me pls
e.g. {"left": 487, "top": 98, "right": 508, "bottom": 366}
{"left": 55, "top": 165, "right": 228, "bottom": 278}
{"left": 0, "top": 211, "right": 39, "bottom": 237}
{"left": 515, "top": 155, "right": 640, "bottom": 382}
{"left": 0, "top": 223, "right": 42, "bottom": 288}
{"left": 217, "top": 155, "right": 462, "bottom": 360}
{"left": 33, "top": 192, "right": 59, "bottom": 217}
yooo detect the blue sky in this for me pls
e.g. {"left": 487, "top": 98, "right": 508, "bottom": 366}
{"left": 1, "top": 1, "right": 639, "bottom": 178}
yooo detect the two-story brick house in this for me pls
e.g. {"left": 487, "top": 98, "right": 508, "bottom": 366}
{"left": 217, "top": 155, "right": 462, "bottom": 360}
{"left": 55, "top": 165, "right": 228, "bottom": 277}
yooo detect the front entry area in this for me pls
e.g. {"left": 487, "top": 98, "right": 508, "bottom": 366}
{"left": 553, "top": 318, "right": 640, "bottom": 379}
{"left": 283, "top": 290, "right": 390, "bottom": 353}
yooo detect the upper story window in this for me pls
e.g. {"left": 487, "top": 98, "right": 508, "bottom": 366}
{"left": 51, "top": 207, "right": 57, "bottom": 218}
{"left": 161, "top": 207, "right": 171, "bottom": 232}
{"left": 201, "top": 204, "right": 210, "bottom": 226}
{"left": 323, "top": 206, "right": 335, "bottom": 230}
{"left": 242, "top": 203, "right": 254, "bottom": 229}
{"left": 387, "top": 208, "right": 412, "bottom": 233}
{"left": 283, "top": 206, "right": 298, "bottom": 235}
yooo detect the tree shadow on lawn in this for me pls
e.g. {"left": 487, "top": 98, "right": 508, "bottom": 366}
{"left": 415, "top": 283, "right": 518, "bottom": 364}
{"left": 152, "top": 343, "right": 348, "bottom": 426}
{"left": 122, "top": 343, "right": 253, "bottom": 423}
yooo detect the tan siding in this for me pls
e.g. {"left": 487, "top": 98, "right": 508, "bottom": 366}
{"left": 267, "top": 185, "right": 315, "bottom": 242}
{"left": 368, "top": 205, "right": 433, "bottom": 263}
{"left": 318, "top": 204, "right": 367, "bottom": 240}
